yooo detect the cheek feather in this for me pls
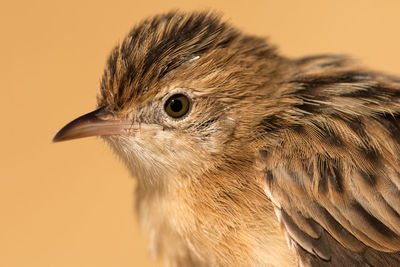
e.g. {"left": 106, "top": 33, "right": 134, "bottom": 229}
{"left": 103, "top": 130, "right": 203, "bottom": 181}
{"left": 104, "top": 135, "right": 174, "bottom": 183}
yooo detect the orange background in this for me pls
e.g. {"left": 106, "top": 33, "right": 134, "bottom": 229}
{"left": 2, "top": 1, "right": 400, "bottom": 266}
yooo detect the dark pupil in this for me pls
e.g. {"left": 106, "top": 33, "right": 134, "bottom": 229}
{"left": 170, "top": 99, "right": 183, "bottom": 113}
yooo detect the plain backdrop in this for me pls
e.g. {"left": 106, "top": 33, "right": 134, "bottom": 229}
{"left": 2, "top": 1, "right": 400, "bottom": 266}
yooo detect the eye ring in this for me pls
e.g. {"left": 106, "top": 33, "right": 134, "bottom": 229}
{"left": 164, "top": 94, "right": 191, "bottom": 118}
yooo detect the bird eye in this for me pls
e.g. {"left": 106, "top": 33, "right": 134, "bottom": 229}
{"left": 164, "top": 94, "right": 190, "bottom": 118}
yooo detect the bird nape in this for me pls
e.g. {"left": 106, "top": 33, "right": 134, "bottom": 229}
{"left": 54, "top": 11, "right": 400, "bottom": 266}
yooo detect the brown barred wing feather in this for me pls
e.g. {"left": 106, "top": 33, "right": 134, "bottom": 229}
{"left": 258, "top": 56, "right": 400, "bottom": 266}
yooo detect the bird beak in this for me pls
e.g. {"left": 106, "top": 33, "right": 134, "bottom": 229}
{"left": 53, "top": 107, "right": 132, "bottom": 142}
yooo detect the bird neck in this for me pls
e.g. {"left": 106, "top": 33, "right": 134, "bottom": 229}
{"left": 134, "top": 160, "right": 295, "bottom": 266}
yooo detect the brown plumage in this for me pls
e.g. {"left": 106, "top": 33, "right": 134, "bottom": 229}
{"left": 54, "top": 11, "right": 400, "bottom": 266}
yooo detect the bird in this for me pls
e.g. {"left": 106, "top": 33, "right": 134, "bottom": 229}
{"left": 53, "top": 11, "right": 400, "bottom": 266}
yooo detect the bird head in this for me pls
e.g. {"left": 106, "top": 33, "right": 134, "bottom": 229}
{"left": 54, "top": 11, "right": 291, "bottom": 187}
